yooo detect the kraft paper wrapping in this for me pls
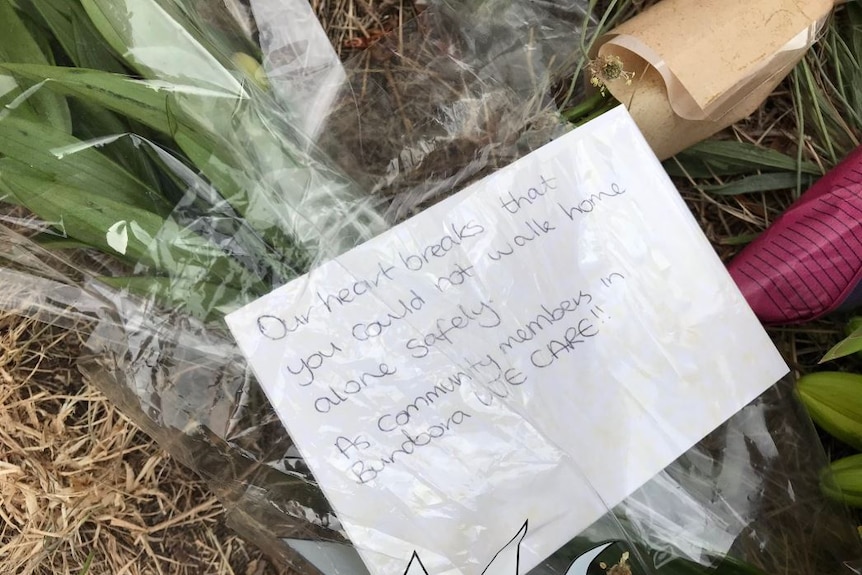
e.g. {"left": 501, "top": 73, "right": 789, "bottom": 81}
{"left": 594, "top": 0, "right": 835, "bottom": 159}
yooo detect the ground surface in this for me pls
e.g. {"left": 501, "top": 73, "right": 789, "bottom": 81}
{"left": 1, "top": 1, "right": 860, "bottom": 574}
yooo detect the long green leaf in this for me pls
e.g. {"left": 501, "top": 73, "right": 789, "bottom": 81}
{"left": 693, "top": 141, "right": 822, "bottom": 173}
{"left": 0, "top": 0, "right": 71, "bottom": 132}
{"left": 667, "top": 141, "right": 821, "bottom": 178}
{"left": 821, "top": 318, "right": 862, "bottom": 363}
{"left": 0, "top": 171, "right": 165, "bottom": 263}
{"left": 80, "top": 0, "right": 243, "bottom": 95}
{"left": 0, "top": 63, "right": 177, "bottom": 134}
{"left": 33, "top": 234, "right": 93, "bottom": 250}
{"left": 0, "top": 64, "right": 248, "bottom": 197}
{"left": 67, "top": 98, "right": 165, "bottom": 194}
{"left": 22, "top": 0, "right": 77, "bottom": 62}
{"left": 76, "top": 550, "right": 95, "bottom": 575}
{"left": 0, "top": 171, "right": 261, "bottom": 293}
{"left": 0, "top": 114, "right": 171, "bottom": 215}
{"left": 0, "top": 63, "right": 242, "bottom": 192}
{"left": 0, "top": 159, "right": 23, "bottom": 206}
{"left": 70, "top": 5, "right": 128, "bottom": 72}
{"left": 25, "top": 0, "right": 127, "bottom": 72}
{"left": 1, "top": 65, "right": 377, "bottom": 260}
{"left": 702, "top": 172, "right": 816, "bottom": 196}
{"left": 0, "top": 63, "right": 309, "bottom": 255}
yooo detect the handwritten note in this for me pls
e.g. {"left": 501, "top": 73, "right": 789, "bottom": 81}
{"left": 226, "top": 107, "right": 788, "bottom": 575}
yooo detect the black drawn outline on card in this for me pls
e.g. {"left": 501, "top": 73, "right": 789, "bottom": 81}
{"left": 481, "top": 520, "right": 528, "bottom": 575}
{"left": 400, "top": 525, "right": 631, "bottom": 575}
{"left": 402, "top": 520, "right": 529, "bottom": 575}
{"left": 403, "top": 551, "right": 429, "bottom": 575}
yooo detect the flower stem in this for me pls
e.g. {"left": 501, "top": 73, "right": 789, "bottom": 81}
{"left": 561, "top": 90, "right": 606, "bottom": 121}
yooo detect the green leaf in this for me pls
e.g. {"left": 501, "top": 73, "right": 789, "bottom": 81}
{"left": 80, "top": 0, "right": 243, "bottom": 95}
{"left": 849, "top": 3, "right": 862, "bottom": 82}
{"left": 0, "top": 157, "right": 39, "bottom": 205}
{"left": 0, "top": 63, "right": 309, "bottom": 255}
{"left": 0, "top": 114, "right": 171, "bottom": 215}
{"left": 71, "top": 3, "right": 127, "bottom": 72}
{"left": 0, "top": 171, "right": 261, "bottom": 294}
{"left": 0, "top": 171, "right": 165, "bottom": 263}
{"left": 0, "top": 64, "right": 241, "bottom": 191}
{"left": 19, "top": 7, "right": 57, "bottom": 65}
{"left": 24, "top": 0, "right": 125, "bottom": 71}
{"left": 666, "top": 141, "right": 822, "bottom": 178}
{"left": 0, "top": 63, "right": 177, "bottom": 134}
{"left": 0, "top": 0, "right": 71, "bottom": 132}
{"left": 23, "top": 0, "right": 77, "bottom": 64}
{"left": 22, "top": 0, "right": 73, "bottom": 49}
{"left": 77, "top": 550, "right": 95, "bottom": 575}
{"left": 718, "top": 233, "right": 760, "bottom": 246}
{"left": 67, "top": 98, "right": 166, "bottom": 195}
{"left": 797, "top": 372, "right": 862, "bottom": 451}
{"left": 821, "top": 318, "right": 862, "bottom": 362}
{"left": 33, "top": 234, "right": 93, "bottom": 250}
{"left": 702, "top": 172, "right": 816, "bottom": 196}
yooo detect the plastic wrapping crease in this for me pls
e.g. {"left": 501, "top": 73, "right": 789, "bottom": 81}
{"left": 0, "top": 0, "right": 860, "bottom": 574}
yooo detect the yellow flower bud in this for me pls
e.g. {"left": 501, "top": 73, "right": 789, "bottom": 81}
{"left": 231, "top": 52, "right": 269, "bottom": 90}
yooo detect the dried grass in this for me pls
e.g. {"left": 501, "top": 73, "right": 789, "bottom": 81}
{"left": 0, "top": 312, "right": 288, "bottom": 575}
{"left": 311, "top": 0, "right": 415, "bottom": 57}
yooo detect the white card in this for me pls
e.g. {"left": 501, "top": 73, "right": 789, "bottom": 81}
{"left": 226, "top": 107, "right": 788, "bottom": 575}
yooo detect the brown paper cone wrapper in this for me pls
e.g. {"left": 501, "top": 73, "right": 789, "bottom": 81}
{"left": 594, "top": 0, "right": 834, "bottom": 160}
